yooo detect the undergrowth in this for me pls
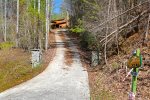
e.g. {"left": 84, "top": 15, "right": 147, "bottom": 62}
{"left": 0, "top": 49, "right": 46, "bottom": 92}
{"left": 88, "top": 33, "right": 150, "bottom": 100}
{"left": 0, "top": 42, "right": 14, "bottom": 49}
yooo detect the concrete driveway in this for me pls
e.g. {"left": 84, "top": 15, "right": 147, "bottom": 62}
{"left": 0, "top": 29, "right": 90, "bottom": 100}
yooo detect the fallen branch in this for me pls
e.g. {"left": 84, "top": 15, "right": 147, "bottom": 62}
{"left": 98, "top": 10, "right": 149, "bottom": 43}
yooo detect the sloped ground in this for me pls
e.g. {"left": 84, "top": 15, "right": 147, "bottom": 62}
{"left": 0, "top": 29, "right": 90, "bottom": 100}
{"left": 79, "top": 33, "right": 150, "bottom": 100}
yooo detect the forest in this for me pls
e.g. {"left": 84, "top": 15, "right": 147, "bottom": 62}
{"left": 0, "top": 0, "right": 54, "bottom": 50}
{"left": 67, "top": 0, "right": 149, "bottom": 64}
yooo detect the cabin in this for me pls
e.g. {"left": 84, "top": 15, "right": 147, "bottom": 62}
{"left": 51, "top": 19, "right": 69, "bottom": 29}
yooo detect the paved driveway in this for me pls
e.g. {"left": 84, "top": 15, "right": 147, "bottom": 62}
{"left": 0, "top": 29, "right": 90, "bottom": 100}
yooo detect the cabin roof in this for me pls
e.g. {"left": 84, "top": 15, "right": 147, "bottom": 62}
{"left": 51, "top": 19, "right": 66, "bottom": 23}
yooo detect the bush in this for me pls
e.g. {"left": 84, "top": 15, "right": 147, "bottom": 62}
{"left": 70, "top": 26, "right": 85, "bottom": 33}
{"left": 0, "top": 42, "right": 14, "bottom": 50}
{"left": 80, "top": 31, "right": 97, "bottom": 50}
{"left": 70, "top": 18, "right": 85, "bottom": 36}
{"left": 70, "top": 18, "right": 97, "bottom": 50}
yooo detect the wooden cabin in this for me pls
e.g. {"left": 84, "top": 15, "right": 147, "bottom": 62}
{"left": 51, "top": 19, "right": 68, "bottom": 29}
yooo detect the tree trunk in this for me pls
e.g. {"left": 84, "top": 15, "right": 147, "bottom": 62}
{"left": 16, "top": 0, "right": 19, "bottom": 47}
{"left": 114, "top": 0, "right": 119, "bottom": 55}
{"left": 38, "top": 0, "right": 40, "bottom": 13}
{"left": 104, "top": 0, "right": 111, "bottom": 66}
{"left": 38, "top": 0, "right": 42, "bottom": 50}
{"left": 45, "top": 0, "right": 49, "bottom": 50}
{"left": 145, "top": 13, "right": 150, "bottom": 40}
{"left": 49, "top": 0, "right": 53, "bottom": 31}
{"left": 4, "top": 0, "right": 7, "bottom": 42}
{"left": 0, "top": 0, "right": 3, "bottom": 38}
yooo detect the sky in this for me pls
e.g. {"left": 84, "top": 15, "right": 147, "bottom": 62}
{"left": 53, "top": 0, "right": 63, "bottom": 14}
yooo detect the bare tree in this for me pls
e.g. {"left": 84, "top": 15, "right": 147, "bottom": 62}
{"left": 38, "top": 0, "right": 41, "bottom": 13}
{"left": 104, "top": 0, "right": 112, "bottom": 66}
{"left": 0, "top": 0, "right": 3, "bottom": 39}
{"left": 16, "top": 0, "right": 19, "bottom": 47}
{"left": 45, "top": 0, "right": 50, "bottom": 50}
{"left": 4, "top": 0, "right": 7, "bottom": 42}
{"left": 49, "top": 0, "right": 53, "bottom": 31}
{"left": 0, "top": 0, "right": 54, "bottom": 50}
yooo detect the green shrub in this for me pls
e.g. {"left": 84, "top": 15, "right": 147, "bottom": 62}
{"left": 70, "top": 26, "right": 85, "bottom": 33}
{"left": 70, "top": 27, "right": 97, "bottom": 49}
{"left": 0, "top": 42, "right": 14, "bottom": 49}
{"left": 80, "top": 32, "right": 97, "bottom": 49}
{"left": 70, "top": 18, "right": 85, "bottom": 34}
{"left": 70, "top": 18, "right": 97, "bottom": 49}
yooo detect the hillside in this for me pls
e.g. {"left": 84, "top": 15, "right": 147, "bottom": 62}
{"left": 87, "top": 33, "right": 150, "bottom": 99}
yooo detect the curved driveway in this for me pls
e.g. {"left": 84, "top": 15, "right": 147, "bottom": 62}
{"left": 0, "top": 29, "right": 90, "bottom": 100}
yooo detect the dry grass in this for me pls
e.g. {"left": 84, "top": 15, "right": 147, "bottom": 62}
{"left": 0, "top": 49, "right": 45, "bottom": 92}
{"left": 88, "top": 70, "right": 116, "bottom": 100}
{"left": 0, "top": 31, "right": 56, "bottom": 93}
